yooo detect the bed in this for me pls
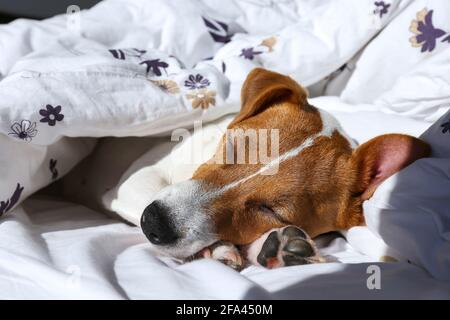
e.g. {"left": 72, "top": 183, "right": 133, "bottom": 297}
{"left": 1, "top": 0, "right": 449, "bottom": 299}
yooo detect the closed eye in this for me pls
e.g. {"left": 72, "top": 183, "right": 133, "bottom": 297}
{"left": 257, "top": 204, "right": 292, "bottom": 225}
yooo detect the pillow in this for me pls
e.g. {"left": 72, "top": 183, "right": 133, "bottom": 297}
{"left": 101, "top": 114, "right": 234, "bottom": 225}
{"left": 361, "top": 108, "right": 450, "bottom": 280}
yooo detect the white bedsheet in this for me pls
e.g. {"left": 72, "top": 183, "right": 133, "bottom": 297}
{"left": 2, "top": 193, "right": 449, "bottom": 300}
{"left": 2, "top": 108, "right": 449, "bottom": 299}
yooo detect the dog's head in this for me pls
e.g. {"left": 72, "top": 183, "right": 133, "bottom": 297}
{"left": 140, "top": 68, "right": 430, "bottom": 258}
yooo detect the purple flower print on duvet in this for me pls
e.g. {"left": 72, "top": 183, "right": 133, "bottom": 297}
{"left": 140, "top": 59, "right": 169, "bottom": 76}
{"left": 184, "top": 74, "right": 210, "bottom": 90}
{"left": 441, "top": 119, "right": 450, "bottom": 134}
{"left": 109, "top": 48, "right": 147, "bottom": 60}
{"left": 239, "top": 47, "right": 263, "bottom": 60}
{"left": 49, "top": 159, "right": 59, "bottom": 180}
{"left": 9, "top": 120, "right": 37, "bottom": 142}
{"left": 0, "top": 184, "right": 24, "bottom": 217}
{"left": 373, "top": 1, "right": 390, "bottom": 18}
{"left": 409, "top": 9, "right": 448, "bottom": 53}
{"left": 202, "top": 17, "right": 233, "bottom": 44}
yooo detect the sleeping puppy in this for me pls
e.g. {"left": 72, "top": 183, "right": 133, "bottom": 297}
{"left": 138, "top": 68, "right": 430, "bottom": 269}
{"left": 63, "top": 68, "right": 430, "bottom": 269}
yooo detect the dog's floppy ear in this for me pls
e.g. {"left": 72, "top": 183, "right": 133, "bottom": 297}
{"left": 351, "top": 134, "right": 431, "bottom": 200}
{"left": 228, "top": 68, "right": 308, "bottom": 128}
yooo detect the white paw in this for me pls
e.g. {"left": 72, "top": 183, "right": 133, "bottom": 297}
{"left": 196, "top": 241, "right": 244, "bottom": 271}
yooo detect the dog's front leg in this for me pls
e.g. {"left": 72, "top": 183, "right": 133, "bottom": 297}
{"left": 194, "top": 241, "right": 244, "bottom": 271}
{"left": 190, "top": 226, "right": 323, "bottom": 270}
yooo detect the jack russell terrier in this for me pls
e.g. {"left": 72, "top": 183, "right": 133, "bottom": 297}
{"left": 61, "top": 68, "right": 430, "bottom": 270}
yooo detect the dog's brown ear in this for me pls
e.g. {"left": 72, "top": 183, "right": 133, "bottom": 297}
{"left": 351, "top": 134, "right": 431, "bottom": 200}
{"left": 228, "top": 68, "right": 308, "bottom": 128}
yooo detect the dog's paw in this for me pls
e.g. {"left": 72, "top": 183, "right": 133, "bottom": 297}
{"left": 195, "top": 241, "right": 244, "bottom": 271}
{"left": 245, "top": 226, "right": 322, "bottom": 269}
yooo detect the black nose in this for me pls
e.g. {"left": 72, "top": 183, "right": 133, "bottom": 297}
{"left": 140, "top": 201, "right": 179, "bottom": 245}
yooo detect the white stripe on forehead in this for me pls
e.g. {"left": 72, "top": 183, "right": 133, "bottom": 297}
{"left": 215, "top": 108, "right": 355, "bottom": 194}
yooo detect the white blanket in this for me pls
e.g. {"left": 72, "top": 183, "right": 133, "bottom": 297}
{"left": 1, "top": 0, "right": 450, "bottom": 299}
